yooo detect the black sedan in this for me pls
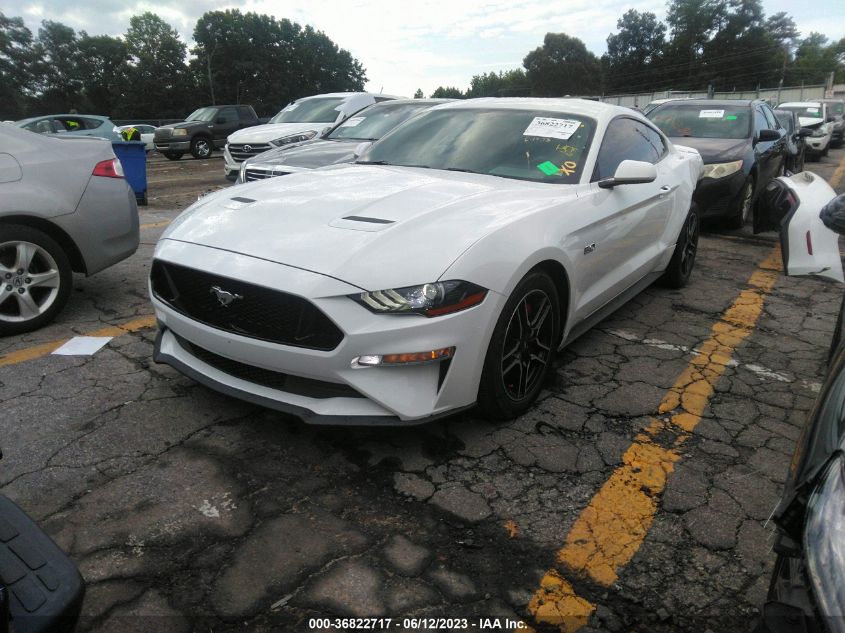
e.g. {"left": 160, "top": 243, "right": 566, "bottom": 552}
{"left": 648, "top": 99, "right": 786, "bottom": 229}
{"left": 774, "top": 109, "right": 811, "bottom": 174}
{"left": 238, "top": 99, "right": 450, "bottom": 183}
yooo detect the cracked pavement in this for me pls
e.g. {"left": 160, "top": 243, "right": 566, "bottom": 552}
{"left": 1, "top": 149, "right": 844, "bottom": 631}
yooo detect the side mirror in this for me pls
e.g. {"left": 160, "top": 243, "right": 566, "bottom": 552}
{"left": 598, "top": 160, "right": 657, "bottom": 189}
{"left": 757, "top": 128, "right": 781, "bottom": 143}
{"left": 820, "top": 193, "right": 845, "bottom": 236}
{"left": 797, "top": 127, "right": 813, "bottom": 138}
{"left": 354, "top": 141, "right": 373, "bottom": 157}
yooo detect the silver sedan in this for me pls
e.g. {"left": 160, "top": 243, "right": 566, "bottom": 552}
{"left": 0, "top": 124, "right": 139, "bottom": 335}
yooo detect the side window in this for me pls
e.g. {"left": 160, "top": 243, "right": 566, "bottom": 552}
{"left": 592, "top": 118, "right": 662, "bottom": 181}
{"left": 237, "top": 106, "right": 254, "bottom": 123}
{"left": 217, "top": 107, "right": 238, "bottom": 124}
{"left": 761, "top": 105, "right": 778, "bottom": 130}
{"left": 754, "top": 108, "right": 769, "bottom": 133}
{"left": 80, "top": 117, "right": 103, "bottom": 130}
{"left": 642, "top": 124, "right": 667, "bottom": 160}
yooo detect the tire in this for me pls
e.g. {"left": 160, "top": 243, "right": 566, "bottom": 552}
{"left": 163, "top": 152, "right": 183, "bottom": 161}
{"left": 190, "top": 136, "right": 212, "bottom": 159}
{"left": 726, "top": 176, "right": 754, "bottom": 230}
{"left": 822, "top": 144, "right": 829, "bottom": 157}
{"left": 659, "top": 204, "right": 699, "bottom": 289}
{"left": 477, "top": 271, "right": 560, "bottom": 420}
{"left": 0, "top": 224, "right": 72, "bottom": 336}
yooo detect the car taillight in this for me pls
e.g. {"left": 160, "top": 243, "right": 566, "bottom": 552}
{"left": 92, "top": 158, "right": 124, "bottom": 178}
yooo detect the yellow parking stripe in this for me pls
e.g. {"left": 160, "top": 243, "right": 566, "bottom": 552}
{"left": 140, "top": 220, "right": 171, "bottom": 230}
{"left": 0, "top": 315, "right": 156, "bottom": 368}
{"left": 528, "top": 247, "right": 781, "bottom": 631}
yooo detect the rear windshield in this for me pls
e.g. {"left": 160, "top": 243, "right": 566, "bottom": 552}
{"left": 648, "top": 104, "right": 751, "bottom": 139}
{"left": 270, "top": 98, "right": 347, "bottom": 124}
{"left": 328, "top": 103, "right": 432, "bottom": 141}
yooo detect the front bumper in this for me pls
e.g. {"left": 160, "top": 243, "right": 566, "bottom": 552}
{"left": 693, "top": 170, "right": 746, "bottom": 219}
{"left": 150, "top": 240, "right": 502, "bottom": 423}
{"left": 806, "top": 135, "right": 830, "bottom": 154}
{"left": 155, "top": 140, "right": 190, "bottom": 152}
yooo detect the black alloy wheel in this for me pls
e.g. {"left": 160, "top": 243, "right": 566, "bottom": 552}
{"left": 477, "top": 271, "right": 560, "bottom": 420}
{"left": 659, "top": 205, "right": 699, "bottom": 289}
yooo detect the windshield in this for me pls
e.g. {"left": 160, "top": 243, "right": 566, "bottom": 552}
{"left": 361, "top": 108, "right": 596, "bottom": 184}
{"left": 779, "top": 105, "right": 824, "bottom": 119}
{"left": 328, "top": 103, "right": 432, "bottom": 141}
{"left": 648, "top": 104, "right": 751, "bottom": 139}
{"left": 187, "top": 108, "right": 216, "bottom": 122}
{"left": 270, "top": 98, "right": 347, "bottom": 124}
{"left": 828, "top": 102, "right": 844, "bottom": 116}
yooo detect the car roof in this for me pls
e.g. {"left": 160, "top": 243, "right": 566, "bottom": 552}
{"left": 296, "top": 92, "right": 405, "bottom": 101}
{"left": 430, "top": 97, "right": 637, "bottom": 122}
{"left": 779, "top": 101, "right": 823, "bottom": 107}
{"left": 654, "top": 99, "right": 755, "bottom": 107}
{"left": 16, "top": 114, "right": 111, "bottom": 124}
{"left": 370, "top": 98, "right": 454, "bottom": 107}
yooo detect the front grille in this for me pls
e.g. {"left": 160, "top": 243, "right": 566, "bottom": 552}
{"left": 174, "top": 333, "right": 362, "bottom": 399}
{"left": 228, "top": 143, "right": 272, "bottom": 162}
{"left": 151, "top": 260, "right": 344, "bottom": 351}
{"left": 244, "top": 168, "right": 289, "bottom": 182}
{"left": 154, "top": 128, "right": 173, "bottom": 140}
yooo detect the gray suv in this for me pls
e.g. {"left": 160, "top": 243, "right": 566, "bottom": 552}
{"left": 0, "top": 124, "right": 139, "bottom": 335}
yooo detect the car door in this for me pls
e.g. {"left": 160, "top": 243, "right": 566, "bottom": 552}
{"left": 762, "top": 103, "right": 787, "bottom": 176}
{"left": 753, "top": 106, "right": 780, "bottom": 189}
{"left": 212, "top": 107, "right": 239, "bottom": 146}
{"left": 755, "top": 173, "right": 843, "bottom": 282}
{"left": 571, "top": 116, "right": 676, "bottom": 321}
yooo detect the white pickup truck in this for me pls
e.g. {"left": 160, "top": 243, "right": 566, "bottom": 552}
{"left": 223, "top": 92, "right": 402, "bottom": 180}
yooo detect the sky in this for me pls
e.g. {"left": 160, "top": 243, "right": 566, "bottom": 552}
{"left": 8, "top": 0, "right": 845, "bottom": 98}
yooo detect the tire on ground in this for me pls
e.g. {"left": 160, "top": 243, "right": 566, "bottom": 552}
{"left": 0, "top": 224, "right": 73, "bottom": 336}
{"left": 477, "top": 270, "right": 561, "bottom": 420}
{"left": 659, "top": 204, "right": 699, "bottom": 289}
{"left": 190, "top": 136, "right": 212, "bottom": 159}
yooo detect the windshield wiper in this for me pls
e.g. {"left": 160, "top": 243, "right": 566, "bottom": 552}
{"left": 445, "top": 167, "right": 477, "bottom": 174}
{"left": 356, "top": 160, "right": 391, "bottom": 165}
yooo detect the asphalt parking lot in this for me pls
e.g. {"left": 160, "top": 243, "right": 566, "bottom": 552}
{"left": 2, "top": 149, "right": 845, "bottom": 632}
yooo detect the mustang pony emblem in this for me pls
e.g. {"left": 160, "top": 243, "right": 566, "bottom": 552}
{"left": 210, "top": 286, "right": 243, "bottom": 307}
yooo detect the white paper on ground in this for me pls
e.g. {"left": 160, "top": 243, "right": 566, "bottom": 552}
{"left": 51, "top": 336, "right": 113, "bottom": 356}
{"left": 522, "top": 117, "right": 581, "bottom": 140}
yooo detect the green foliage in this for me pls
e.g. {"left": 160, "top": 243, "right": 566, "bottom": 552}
{"left": 413, "top": 88, "right": 424, "bottom": 98}
{"left": 466, "top": 69, "right": 530, "bottom": 97}
{"left": 602, "top": 10, "right": 666, "bottom": 92}
{"left": 430, "top": 86, "right": 465, "bottom": 98}
{"left": 0, "top": 12, "right": 33, "bottom": 118}
{"left": 76, "top": 34, "right": 129, "bottom": 114}
{"left": 523, "top": 33, "right": 602, "bottom": 96}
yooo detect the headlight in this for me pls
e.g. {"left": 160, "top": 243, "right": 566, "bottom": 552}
{"left": 172, "top": 128, "right": 187, "bottom": 137}
{"left": 352, "top": 281, "right": 487, "bottom": 317}
{"left": 701, "top": 160, "right": 743, "bottom": 179}
{"left": 270, "top": 130, "right": 318, "bottom": 147}
{"left": 804, "top": 454, "right": 845, "bottom": 631}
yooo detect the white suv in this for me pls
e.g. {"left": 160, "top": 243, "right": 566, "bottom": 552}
{"left": 223, "top": 92, "right": 402, "bottom": 180}
{"left": 777, "top": 101, "right": 834, "bottom": 159}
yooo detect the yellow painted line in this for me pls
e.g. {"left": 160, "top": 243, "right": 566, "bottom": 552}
{"left": 0, "top": 315, "right": 156, "bottom": 368}
{"left": 140, "top": 220, "right": 171, "bottom": 229}
{"left": 528, "top": 247, "right": 782, "bottom": 630}
{"left": 830, "top": 152, "right": 845, "bottom": 189}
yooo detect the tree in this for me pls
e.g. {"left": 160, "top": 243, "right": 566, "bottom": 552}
{"left": 523, "top": 33, "right": 602, "bottom": 96}
{"left": 31, "top": 20, "right": 82, "bottom": 113}
{"left": 663, "top": 0, "right": 726, "bottom": 87}
{"left": 76, "top": 33, "right": 129, "bottom": 114}
{"left": 413, "top": 88, "right": 424, "bottom": 98}
{"left": 787, "top": 33, "right": 840, "bottom": 85}
{"left": 602, "top": 10, "right": 666, "bottom": 92}
{"left": 0, "top": 12, "right": 34, "bottom": 118}
{"left": 430, "top": 86, "right": 465, "bottom": 98}
{"left": 191, "top": 10, "right": 365, "bottom": 116}
{"left": 466, "top": 69, "right": 530, "bottom": 97}
{"left": 122, "top": 12, "right": 188, "bottom": 118}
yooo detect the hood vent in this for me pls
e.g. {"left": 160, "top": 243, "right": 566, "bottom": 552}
{"left": 341, "top": 215, "right": 395, "bottom": 224}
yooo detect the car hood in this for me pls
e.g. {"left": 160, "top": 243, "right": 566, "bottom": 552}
{"left": 666, "top": 136, "right": 749, "bottom": 164}
{"left": 159, "top": 121, "right": 211, "bottom": 131}
{"left": 162, "top": 164, "right": 580, "bottom": 290}
{"left": 798, "top": 116, "right": 825, "bottom": 128}
{"left": 247, "top": 139, "right": 358, "bottom": 169}
{"left": 228, "top": 123, "right": 329, "bottom": 144}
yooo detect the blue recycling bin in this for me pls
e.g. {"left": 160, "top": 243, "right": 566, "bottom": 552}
{"left": 111, "top": 141, "right": 147, "bottom": 206}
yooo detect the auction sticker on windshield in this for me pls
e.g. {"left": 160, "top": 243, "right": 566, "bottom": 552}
{"left": 699, "top": 110, "right": 725, "bottom": 118}
{"left": 341, "top": 117, "right": 365, "bottom": 127}
{"left": 523, "top": 117, "right": 581, "bottom": 140}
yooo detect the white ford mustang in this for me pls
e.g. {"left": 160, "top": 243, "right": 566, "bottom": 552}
{"left": 149, "top": 98, "right": 703, "bottom": 424}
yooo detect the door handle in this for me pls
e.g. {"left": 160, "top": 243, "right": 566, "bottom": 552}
{"left": 660, "top": 185, "right": 671, "bottom": 191}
